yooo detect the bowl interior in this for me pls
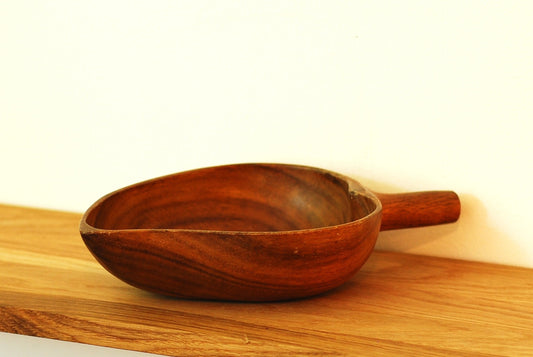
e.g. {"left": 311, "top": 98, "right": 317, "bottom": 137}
{"left": 85, "top": 164, "right": 377, "bottom": 232}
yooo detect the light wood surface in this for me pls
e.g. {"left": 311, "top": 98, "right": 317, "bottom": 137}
{"left": 1, "top": 204, "right": 532, "bottom": 356}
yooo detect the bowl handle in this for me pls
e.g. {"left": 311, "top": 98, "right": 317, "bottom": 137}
{"left": 373, "top": 191, "right": 461, "bottom": 231}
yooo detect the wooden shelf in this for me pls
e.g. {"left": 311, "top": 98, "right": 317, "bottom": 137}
{"left": 1, "top": 204, "right": 532, "bottom": 356}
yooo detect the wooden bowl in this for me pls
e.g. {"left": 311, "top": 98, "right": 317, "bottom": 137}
{"left": 80, "top": 163, "right": 460, "bottom": 301}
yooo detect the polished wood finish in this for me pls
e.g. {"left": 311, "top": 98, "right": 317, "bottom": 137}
{"left": 80, "top": 163, "right": 460, "bottom": 301}
{"left": 376, "top": 191, "right": 461, "bottom": 231}
{"left": 1, "top": 204, "right": 531, "bottom": 356}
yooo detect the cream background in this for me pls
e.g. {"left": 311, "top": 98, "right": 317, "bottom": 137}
{"left": 2, "top": 1, "right": 533, "bottom": 355}
{"left": 2, "top": 2, "right": 532, "bottom": 267}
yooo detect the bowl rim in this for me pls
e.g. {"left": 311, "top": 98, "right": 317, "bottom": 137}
{"left": 79, "top": 163, "right": 383, "bottom": 236}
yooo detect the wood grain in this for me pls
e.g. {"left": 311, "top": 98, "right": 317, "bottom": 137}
{"left": 376, "top": 190, "right": 461, "bottom": 231}
{"left": 1, "top": 204, "right": 532, "bottom": 356}
{"left": 79, "top": 163, "right": 459, "bottom": 301}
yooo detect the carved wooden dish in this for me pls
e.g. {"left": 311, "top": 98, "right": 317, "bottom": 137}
{"left": 80, "top": 163, "right": 460, "bottom": 301}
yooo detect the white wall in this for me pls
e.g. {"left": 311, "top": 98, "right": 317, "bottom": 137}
{"left": 2, "top": 1, "right": 532, "bottom": 268}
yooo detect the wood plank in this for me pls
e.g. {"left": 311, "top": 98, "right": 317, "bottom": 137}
{"left": 1, "top": 203, "right": 532, "bottom": 356}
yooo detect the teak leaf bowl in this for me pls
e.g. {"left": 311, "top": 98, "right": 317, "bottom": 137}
{"left": 80, "top": 163, "right": 460, "bottom": 301}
